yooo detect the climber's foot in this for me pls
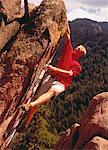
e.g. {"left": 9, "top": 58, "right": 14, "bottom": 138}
{"left": 20, "top": 103, "right": 32, "bottom": 112}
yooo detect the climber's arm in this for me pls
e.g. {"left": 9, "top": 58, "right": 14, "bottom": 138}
{"left": 66, "top": 25, "right": 70, "bottom": 39}
{"left": 64, "top": 25, "right": 70, "bottom": 40}
{"left": 46, "top": 64, "right": 73, "bottom": 76}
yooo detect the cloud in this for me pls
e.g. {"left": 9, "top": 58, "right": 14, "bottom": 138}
{"left": 79, "top": 0, "right": 108, "bottom": 7}
{"left": 67, "top": 7, "right": 108, "bottom": 22}
{"left": 80, "top": 7, "right": 100, "bottom": 15}
{"left": 21, "top": 0, "right": 42, "bottom": 6}
{"left": 28, "top": 0, "right": 42, "bottom": 5}
{"left": 65, "top": 0, "right": 108, "bottom": 22}
{"left": 67, "top": 9, "right": 99, "bottom": 21}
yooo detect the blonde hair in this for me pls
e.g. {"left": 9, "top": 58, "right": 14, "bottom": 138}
{"left": 75, "top": 45, "right": 87, "bottom": 55}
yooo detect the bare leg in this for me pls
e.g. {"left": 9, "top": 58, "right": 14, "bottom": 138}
{"left": 23, "top": 89, "right": 55, "bottom": 128}
{"left": 30, "top": 89, "right": 55, "bottom": 107}
{"left": 25, "top": 106, "right": 38, "bottom": 129}
{"left": 22, "top": 89, "right": 56, "bottom": 111}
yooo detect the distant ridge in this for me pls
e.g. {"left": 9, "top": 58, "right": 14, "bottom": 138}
{"left": 70, "top": 18, "right": 108, "bottom": 32}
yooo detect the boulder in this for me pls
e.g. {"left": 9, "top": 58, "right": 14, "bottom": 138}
{"left": 84, "top": 136, "right": 108, "bottom": 150}
{"left": 54, "top": 123, "right": 80, "bottom": 149}
{"left": 74, "top": 92, "right": 108, "bottom": 149}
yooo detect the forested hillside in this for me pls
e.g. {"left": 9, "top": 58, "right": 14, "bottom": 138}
{"left": 11, "top": 19, "right": 108, "bottom": 149}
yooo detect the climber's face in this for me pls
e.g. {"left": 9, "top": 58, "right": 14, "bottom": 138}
{"left": 72, "top": 45, "right": 87, "bottom": 60}
{"left": 75, "top": 45, "right": 87, "bottom": 56}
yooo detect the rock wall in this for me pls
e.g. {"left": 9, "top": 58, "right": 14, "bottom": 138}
{"left": 0, "top": 0, "right": 68, "bottom": 147}
{"left": 0, "top": 0, "right": 21, "bottom": 22}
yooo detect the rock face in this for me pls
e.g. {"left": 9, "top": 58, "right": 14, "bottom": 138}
{"left": 0, "top": 1, "right": 38, "bottom": 51}
{"left": 84, "top": 136, "right": 108, "bottom": 150}
{"left": 55, "top": 92, "right": 108, "bottom": 149}
{"left": 0, "top": 0, "right": 21, "bottom": 22}
{"left": 54, "top": 123, "right": 80, "bottom": 150}
{"left": 0, "top": 21, "right": 21, "bottom": 51}
{"left": 0, "top": 0, "right": 21, "bottom": 51}
{"left": 0, "top": 0, "right": 67, "bottom": 147}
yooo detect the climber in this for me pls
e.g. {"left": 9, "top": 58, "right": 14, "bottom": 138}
{"left": 21, "top": 28, "right": 87, "bottom": 112}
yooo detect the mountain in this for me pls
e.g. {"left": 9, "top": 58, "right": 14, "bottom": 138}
{"left": 69, "top": 18, "right": 108, "bottom": 47}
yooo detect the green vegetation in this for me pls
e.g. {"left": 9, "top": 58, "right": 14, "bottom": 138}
{"left": 11, "top": 105, "right": 59, "bottom": 149}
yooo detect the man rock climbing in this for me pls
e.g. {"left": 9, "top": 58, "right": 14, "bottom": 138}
{"left": 21, "top": 27, "right": 87, "bottom": 128}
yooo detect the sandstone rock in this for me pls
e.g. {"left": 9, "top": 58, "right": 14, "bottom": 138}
{"left": 74, "top": 92, "right": 108, "bottom": 148}
{"left": 0, "top": 0, "right": 67, "bottom": 147}
{"left": 54, "top": 123, "right": 80, "bottom": 149}
{"left": 0, "top": 2, "right": 37, "bottom": 51}
{"left": 0, "top": 0, "right": 21, "bottom": 22}
{"left": 0, "top": 21, "right": 21, "bottom": 51}
{"left": 0, "top": 116, "right": 13, "bottom": 147}
{"left": 84, "top": 136, "right": 108, "bottom": 150}
{"left": 0, "top": 0, "right": 21, "bottom": 51}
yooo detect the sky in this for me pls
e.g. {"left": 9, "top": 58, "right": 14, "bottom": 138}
{"left": 21, "top": 0, "right": 108, "bottom": 22}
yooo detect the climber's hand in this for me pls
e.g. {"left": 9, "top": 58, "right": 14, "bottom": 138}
{"left": 45, "top": 64, "right": 55, "bottom": 71}
{"left": 43, "top": 64, "right": 47, "bottom": 71}
{"left": 45, "top": 64, "right": 48, "bottom": 68}
{"left": 44, "top": 64, "right": 52, "bottom": 70}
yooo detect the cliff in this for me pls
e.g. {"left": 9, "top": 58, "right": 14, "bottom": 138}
{"left": 0, "top": 0, "right": 68, "bottom": 148}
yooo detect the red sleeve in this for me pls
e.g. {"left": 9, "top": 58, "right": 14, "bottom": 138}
{"left": 71, "top": 61, "right": 82, "bottom": 77}
{"left": 50, "top": 61, "right": 82, "bottom": 78}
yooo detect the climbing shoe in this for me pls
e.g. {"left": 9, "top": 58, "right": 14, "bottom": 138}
{"left": 20, "top": 103, "right": 32, "bottom": 111}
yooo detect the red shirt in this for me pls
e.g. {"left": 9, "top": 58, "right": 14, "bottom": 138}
{"left": 50, "top": 35, "right": 82, "bottom": 89}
